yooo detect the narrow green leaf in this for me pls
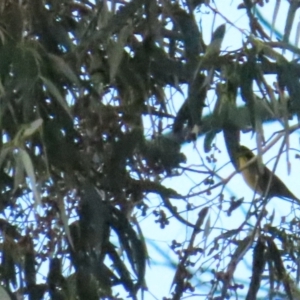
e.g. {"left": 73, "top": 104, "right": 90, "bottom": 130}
{"left": 48, "top": 54, "right": 80, "bottom": 85}
{"left": 18, "top": 148, "right": 41, "bottom": 206}
{"left": 40, "top": 76, "right": 71, "bottom": 118}
{"left": 203, "top": 214, "right": 211, "bottom": 239}
{"left": 267, "top": 237, "right": 294, "bottom": 300}
{"left": 22, "top": 118, "right": 43, "bottom": 138}
{"left": 0, "top": 147, "right": 11, "bottom": 169}
{"left": 283, "top": 1, "right": 299, "bottom": 46}
{"left": 215, "top": 228, "right": 241, "bottom": 241}
{"left": 110, "top": 207, "right": 146, "bottom": 290}
{"left": 13, "top": 151, "right": 25, "bottom": 193}
{"left": 57, "top": 195, "right": 74, "bottom": 250}
{"left": 107, "top": 23, "right": 133, "bottom": 81}
{"left": 221, "top": 235, "right": 253, "bottom": 297}
{"left": 246, "top": 238, "right": 266, "bottom": 300}
{"left": 204, "top": 130, "right": 217, "bottom": 153}
{"left": 106, "top": 242, "right": 135, "bottom": 293}
{"left": 271, "top": 0, "right": 281, "bottom": 39}
{"left": 0, "top": 286, "right": 11, "bottom": 300}
{"left": 194, "top": 207, "right": 209, "bottom": 232}
{"left": 203, "top": 24, "right": 226, "bottom": 61}
{"left": 2, "top": 238, "right": 17, "bottom": 287}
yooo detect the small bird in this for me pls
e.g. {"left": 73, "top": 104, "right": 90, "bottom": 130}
{"left": 236, "top": 145, "right": 300, "bottom": 204}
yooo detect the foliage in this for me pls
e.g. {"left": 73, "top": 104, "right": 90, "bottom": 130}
{"left": 0, "top": 0, "right": 299, "bottom": 299}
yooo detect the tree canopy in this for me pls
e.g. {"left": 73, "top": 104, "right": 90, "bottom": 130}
{"left": 0, "top": 0, "right": 299, "bottom": 299}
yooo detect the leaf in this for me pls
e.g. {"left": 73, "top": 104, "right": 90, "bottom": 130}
{"left": 0, "top": 147, "right": 11, "bottom": 169}
{"left": 240, "top": 60, "right": 257, "bottom": 130}
{"left": 76, "top": 268, "right": 99, "bottom": 300}
{"left": 277, "top": 59, "right": 300, "bottom": 111}
{"left": 13, "top": 150, "right": 25, "bottom": 193}
{"left": 40, "top": 76, "right": 72, "bottom": 118}
{"left": 0, "top": 286, "right": 11, "bottom": 300}
{"left": 22, "top": 118, "right": 43, "bottom": 138}
{"left": 80, "top": 184, "right": 110, "bottom": 255}
{"left": 223, "top": 127, "right": 240, "bottom": 171}
{"left": 65, "top": 273, "right": 77, "bottom": 300}
{"left": 142, "top": 136, "right": 186, "bottom": 174}
{"left": 271, "top": 0, "right": 281, "bottom": 39}
{"left": 206, "top": 24, "right": 226, "bottom": 57}
{"left": 24, "top": 237, "right": 36, "bottom": 288}
{"left": 168, "top": 5, "right": 203, "bottom": 59}
{"left": 187, "top": 74, "right": 207, "bottom": 136}
{"left": 215, "top": 228, "right": 241, "bottom": 241}
{"left": 204, "top": 130, "right": 217, "bottom": 153}
{"left": 227, "top": 197, "right": 244, "bottom": 216}
{"left": 194, "top": 207, "right": 209, "bottom": 232}
{"left": 106, "top": 242, "right": 135, "bottom": 293}
{"left": 110, "top": 207, "right": 146, "bottom": 291}
{"left": 221, "top": 235, "right": 253, "bottom": 297}
{"left": 18, "top": 148, "right": 41, "bottom": 207}
{"left": 13, "top": 44, "right": 40, "bottom": 87}
{"left": 2, "top": 2, "right": 23, "bottom": 42}
{"left": 266, "top": 237, "right": 294, "bottom": 300}
{"left": 47, "top": 257, "right": 66, "bottom": 298}
{"left": 48, "top": 54, "right": 80, "bottom": 85}
{"left": 283, "top": 0, "right": 300, "bottom": 46}
{"left": 2, "top": 237, "right": 17, "bottom": 287}
{"left": 107, "top": 22, "right": 133, "bottom": 81}
{"left": 245, "top": 238, "right": 266, "bottom": 300}
{"left": 294, "top": 19, "right": 300, "bottom": 59}
{"left": 203, "top": 214, "right": 211, "bottom": 239}
{"left": 249, "top": 36, "right": 282, "bottom": 61}
{"left": 57, "top": 195, "right": 74, "bottom": 250}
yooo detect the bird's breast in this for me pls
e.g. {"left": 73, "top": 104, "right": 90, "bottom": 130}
{"left": 238, "top": 157, "right": 263, "bottom": 195}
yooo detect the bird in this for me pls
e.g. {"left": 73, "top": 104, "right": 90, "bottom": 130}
{"left": 236, "top": 145, "right": 300, "bottom": 204}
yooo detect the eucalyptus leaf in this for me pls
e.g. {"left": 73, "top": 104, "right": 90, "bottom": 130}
{"left": 18, "top": 148, "right": 41, "bottom": 207}
{"left": 22, "top": 118, "right": 43, "bottom": 138}
{"left": 107, "top": 23, "right": 133, "bottom": 81}
{"left": 48, "top": 54, "right": 80, "bottom": 85}
{"left": 0, "top": 286, "right": 11, "bottom": 300}
{"left": 40, "top": 76, "right": 72, "bottom": 118}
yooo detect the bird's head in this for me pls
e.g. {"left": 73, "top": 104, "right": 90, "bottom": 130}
{"left": 237, "top": 146, "right": 255, "bottom": 160}
{"left": 236, "top": 145, "right": 255, "bottom": 169}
